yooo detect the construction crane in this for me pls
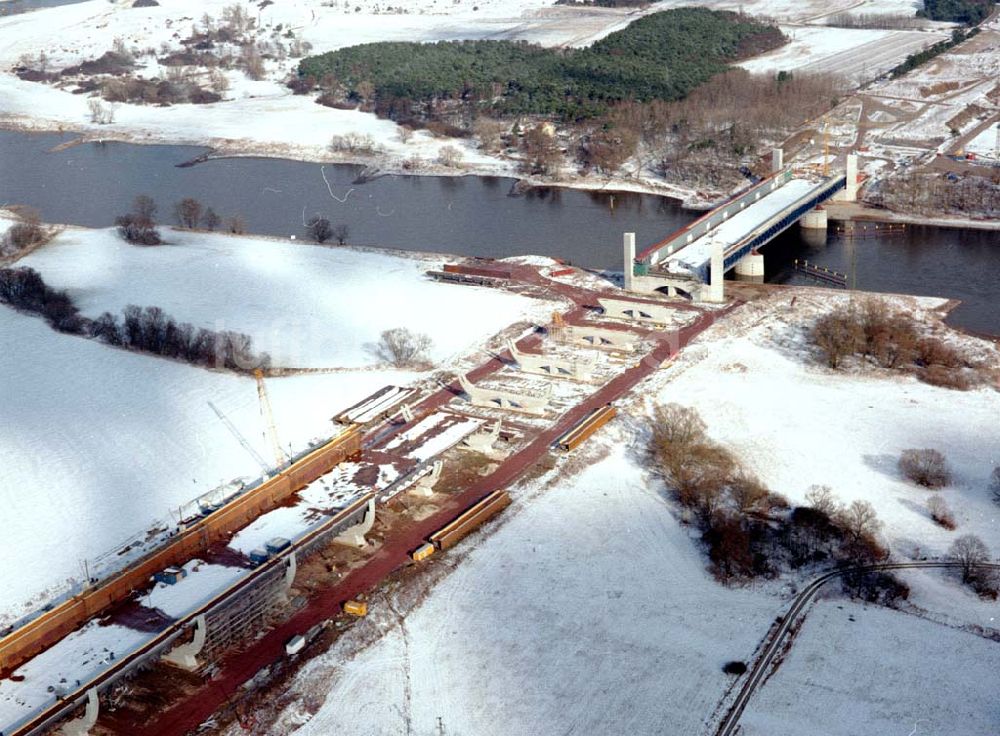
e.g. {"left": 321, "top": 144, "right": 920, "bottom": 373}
{"left": 207, "top": 400, "right": 270, "bottom": 474}
{"left": 254, "top": 368, "right": 287, "bottom": 468}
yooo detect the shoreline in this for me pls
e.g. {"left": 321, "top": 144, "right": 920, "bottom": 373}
{"left": 10, "top": 120, "right": 993, "bottom": 226}
{"left": 825, "top": 201, "right": 1000, "bottom": 232}
{"left": 0, "top": 117, "right": 713, "bottom": 209}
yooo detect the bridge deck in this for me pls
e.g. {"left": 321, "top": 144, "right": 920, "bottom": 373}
{"left": 661, "top": 178, "right": 819, "bottom": 277}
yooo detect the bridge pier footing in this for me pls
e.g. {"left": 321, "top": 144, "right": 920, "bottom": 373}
{"left": 735, "top": 251, "right": 764, "bottom": 281}
{"left": 799, "top": 207, "right": 828, "bottom": 230}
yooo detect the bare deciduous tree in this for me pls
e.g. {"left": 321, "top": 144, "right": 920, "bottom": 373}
{"left": 306, "top": 216, "right": 333, "bottom": 243}
{"left": 927, "top": 495, "right": 956, "bottom": 530}
{"left": 372, "top": 327, "right": 432, "bottom": 368}
{"left": 838, "top": 499, "right": 883, "bottom": 545}
{"left": 949, "top": 534, "right": 990, "bottom": 583}
{"left": 473, "top": 117, "right": 506, "bottom": 153}
{"left": 116, "top": 195, "right": 161, "bottom": 245}
{"left": 805, "top": 484, "right": 839, "bottom": 516}
{"left": 437, "top": 145, "right": 463, "bottom": 168}
{"left": 333, "top": 223, "right": 349, "bottom": 245}
{"left": 991, "top": 466, "right": 1000, "bottom": 507}
{"left": 227, "top": 215, "right": 245, "bottom": 234}
{"left": 87, "top": 98, "right": 115, "bottom": 125}
{"left": 729, "top": 470, "right": 769, "bottom": 514}
{"left": 0, "top": 209, "right": 55, "bottom": 257}
{"left": 812, "top": 310, "right": 862, "bottom": 369}
{"left": 899, "top": 448, "right": 951, "bottom": 489}
{"left": 240, "top": 45, "right": 265, "bottom": 81}
{"left": 202, "top": 208, "right": 221, "bottom": 231}
{"left": 520, "top": 124, "right": 561, "bottom": 177}
{"left": 174, "top": 198, "right": 203, "bottom": 229}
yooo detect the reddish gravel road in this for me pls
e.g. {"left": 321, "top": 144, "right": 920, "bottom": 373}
{"left": 125, "top": 266, "right": 737, "bottom": 736}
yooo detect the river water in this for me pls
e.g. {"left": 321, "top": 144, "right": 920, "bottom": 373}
{"left": 0, "top": 0, "right": 90, "bottom": 15}
{"left": 1, "top": 129, "right": 997, "bottom": 335}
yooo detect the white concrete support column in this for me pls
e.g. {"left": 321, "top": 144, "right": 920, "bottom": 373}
{"left": 623, "top": 232, "right": 636, "bottom": 292}
{"left": 163, "top": 615, "right": 207, "bottom": 671}
{"left": 60, "top": 688, "right": 99, "bottom": 736}
{"left": 707, "top": 242, "right": 725, "bottom": 303}
{"left": 844, "top": 153, "right": 858, "bottom": 201}
{"left": 412, "top": 461, "right": 443, "bottom": 498}
{"left": 734, "top": 251, "right": 765, "bottom": 281}
{"left": 771, "top": 148, "right": 784, "bottom": 173}
{"left": 282, "top": 551, "right": 297, "bottom": 595}
{"left": 800, "top": 208, "right": 828, "bottom": 229}
{"left": 463, "top": 420, "right": 501, "bottom": 454}
{"left": 334, "top": 498, "right": 376, "bottom": 548}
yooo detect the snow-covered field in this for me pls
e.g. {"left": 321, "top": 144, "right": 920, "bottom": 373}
{"left": 740, "top": 600, "right": 1000, "bottom": 735}
{"left": 264, "top": 444, "right": 780, "bottom": 736}
{"left": 656, "top": 290, "right": 1000, "bottom": 557}
{"left": 0, "top": 306, "right": 413, "bottom": 625}
{"left": 19, "top": 226, "right": 543, "bottom": 369}
{"left": 1, "top": 226, "right": 546, "bottom": 624}
{"left": 0, "top": 0, "right": 635, "bottom": 169}
{"left": 965, "top": 120, "right": 999, "bottom": 161}
{"left": 252, "top": 287, "right": 1000, "bottom": 736}
{"left": 738, "top": 26, "right": 947, "bottom": 81}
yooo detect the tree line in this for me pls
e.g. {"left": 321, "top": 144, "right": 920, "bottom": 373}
{"left": 920, "top": 0, "right": 992, "bottom": 24}
{"left": 0, "top": 266, "right": 268, "bottom": 372}
{"left": 116, "top": 194, "right": 246, "bottom": 245}
{"left": 648, "top": 403, "right": 903, "bottom": 601}
{"left": 810, "top": 296, "right": 986, "bottom": 389}
{"left": 298, "top": 8, "right": 785, "bottom": 121}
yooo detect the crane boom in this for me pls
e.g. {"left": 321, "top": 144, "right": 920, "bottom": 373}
{"left": 255, "top": 368, "right": 286, "bottom": 467}
{"left": 207, "top": 400, "right": 270, "bottom": 473}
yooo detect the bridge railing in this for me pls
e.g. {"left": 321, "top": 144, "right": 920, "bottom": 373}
{"left": 636, "top": 168, "right": 793, "bottom": 268}
{"left": 695, "top": 176, "right": 848, "bottom": 283}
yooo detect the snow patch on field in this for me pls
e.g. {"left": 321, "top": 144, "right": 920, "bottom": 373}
{"left": 19, "top": 228, "right": 544, "bottom": 369}
{"left": 654, "top": 293, "right": 1000, "bottom": 557}
{"left": 0, "top": 306, "right": 421, "bottom": 625}
{"left": 740, "top": 601, "right": 1000, "bottom": 735}
{"left": 271, "top": 444, "right": 779, "bottom": 736}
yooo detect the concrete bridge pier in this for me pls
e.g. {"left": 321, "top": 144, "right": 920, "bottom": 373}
{"left": 282, "top": 552, "right": 297, "bottom": 597}
{"left": 411, "top": 461, "right": 443, "bottom": 498}
{"left": 163, "top": 615, "right": 207, "bottom": 671}
{"left": 60, "top": 688, "right": 99, "bottom": 736}
{"left": 334, "top": 498, "right": 376, "bottom": 548}
{"left": 707, "top": 242, "right": 725, "bottom": 303}
{"left": 799, "top": 207, "right": 828, "bottom": 230}
{"left": 833, "top": 154, "right": 859, "bottom": 202}
{"left": 734, "top": 250, "right": 765, "bottom": 281}
{"left": 463, "top": 420, "right": 501, "bottom": 454}
{"left": 623, "top": 232, "right": 636, "bottom": 292}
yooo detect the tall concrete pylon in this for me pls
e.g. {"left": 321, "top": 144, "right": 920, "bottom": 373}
{"left": 844, "top": 153, "right": 858, "bottom": 201}
{"left": 163, "top": 615, "right": 207, "bottom": 671}
{"left": 623, "top": 232, "right": 636, "bottom": 292}
{"left": 333, "top": 497, "right": 376, "bottom": 547}
{"left": 60, "top": 688, "right": 99, "bottom": 736}
{"left": 707, "top": 240, "right": 725, "bottom": 303}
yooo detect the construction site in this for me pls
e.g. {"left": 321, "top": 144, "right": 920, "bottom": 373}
{"left": 0, "top": 252, "right": 729, "bottom": 736}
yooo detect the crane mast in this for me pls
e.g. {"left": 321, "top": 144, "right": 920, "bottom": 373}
{"left": 254, "top": 368, "right": 286, "bottom": 468}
